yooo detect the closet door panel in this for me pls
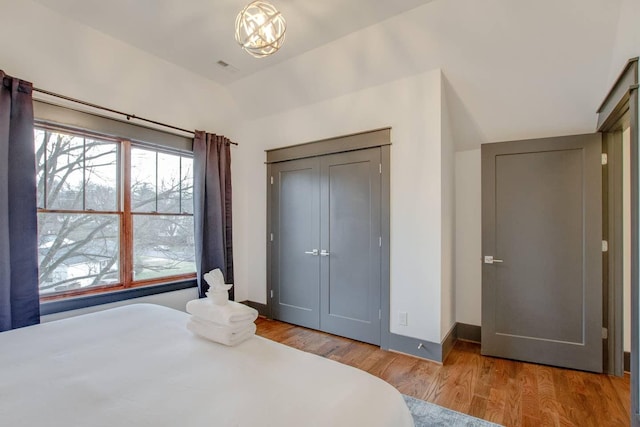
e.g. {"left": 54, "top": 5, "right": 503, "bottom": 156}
{"left": 320, "top": 148, "right": 381, "bottom": 345}
{"left": 271, "top": 158, "right": 320, "bottom": 329}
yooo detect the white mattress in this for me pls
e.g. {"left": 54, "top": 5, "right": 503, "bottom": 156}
{"left": 0, "top": 304, "right": 413, "bottom": 427}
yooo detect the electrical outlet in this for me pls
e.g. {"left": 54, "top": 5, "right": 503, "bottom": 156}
{"left": 399, "top": 311, "right": 408, "bottom": 326}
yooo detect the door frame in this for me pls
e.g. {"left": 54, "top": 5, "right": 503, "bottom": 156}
{"left": 597, "top": 57, "right": 638, "bottom": 424}
{"left": 265, "top": 128, "right": 392, "bottom": 348}
{"left": 603, "top": 129, "right": 625, "bottom": 376}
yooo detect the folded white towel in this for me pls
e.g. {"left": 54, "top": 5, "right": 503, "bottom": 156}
{"left": 190, "top": 317, "right": 254, "bottom": 334}
{"left": 186, "top": 299, "right": 258, "bottom": 326}
{"left": 187, "top": 317, "right": 256, "bottom": 346}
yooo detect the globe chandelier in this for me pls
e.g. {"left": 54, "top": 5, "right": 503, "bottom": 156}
{"left": 235, "top": 1, "right": 286, "bottom": 58}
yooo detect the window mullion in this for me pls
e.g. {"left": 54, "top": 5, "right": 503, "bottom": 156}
{"left": 155, "top": 151, "right": 159, "bottom": 213}
{"left": 121, "top": 140, "right": 133, "bottom": 288}
{"left": 82, "top": 137, "right": 86, "bottom": 210}
{"left": 43, "top": 131, "right": 48, "bottom": 209}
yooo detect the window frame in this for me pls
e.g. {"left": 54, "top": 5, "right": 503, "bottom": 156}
{"left": 35, "top": 123, "right": 196, "bottom": 303}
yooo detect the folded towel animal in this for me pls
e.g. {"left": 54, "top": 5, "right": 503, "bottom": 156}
{"left": 186, "top": 299, "right": 259, "bottom": 326}
{"left": 187, "top": 317, "right": 256, "bottom": 346}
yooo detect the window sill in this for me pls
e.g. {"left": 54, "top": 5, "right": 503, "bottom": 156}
{"left": 40, "top": 279, "right": 197, "bottom": 316}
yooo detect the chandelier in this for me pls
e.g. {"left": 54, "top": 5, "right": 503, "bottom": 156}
{"left": 235, "top": 1, "right": 286, "bottom": 58}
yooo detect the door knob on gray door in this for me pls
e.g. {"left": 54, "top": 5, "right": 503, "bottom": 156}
{"left": 484, "top": 255, "right": 504, "bottom": 264}
{"left": 320, "top": 250, "right": 330, "bottom": 256}
{"left": 304, "top": 249, "right": 319, "bottom": 255}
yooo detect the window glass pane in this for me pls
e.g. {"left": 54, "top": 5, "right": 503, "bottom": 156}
{"left": 131, "top": 148, "right": 156, "bottom": 212}
{"left": 133, "top": 215, "right": 195, "bottom": 281}
{"left": 34, "top": 129, "right": 45, "bottom": 209}
{"left": 46, "top": 132, "right": 84, "bottom": 210}
{"left": 37, "top": 213, "right": 120, "bottom": 295}
{"left": 157, "top": 152, "right": 181, "bottom": 213}
{"left": 85, "top": 140, "right": 118, "bottom": 211}
{"left": 181, "top": 157, "right": 193, "bottom": 214}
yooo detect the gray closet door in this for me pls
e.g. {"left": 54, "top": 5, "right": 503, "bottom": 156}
{"left": 319, "top": 148, "right": 382, "bottom": 345}
{"left": 271, "top": 158, "right": 320, "bottom": 329}
{"left": 481, "top": 134, "right": 603, "bottom": 372}
{"left": 270, "top": 147, "right": 382, "bottom": 345}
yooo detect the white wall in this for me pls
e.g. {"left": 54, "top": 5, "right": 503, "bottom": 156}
{"left": 440, "top": 76, "right": 456, "bottom": 337}
{"left": 0, "top": 1, "right": 238, "bottom": 135}
{"left": 607, "top": 0, "right": 640, "bottom": 88}
{"left": 454, "top": 149, "right": 482, "bottom": 326}
{"left": 236, "top": 69, "right": 446, "bottom": 343}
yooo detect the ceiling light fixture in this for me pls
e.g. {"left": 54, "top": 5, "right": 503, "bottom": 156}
{"left": 234, "top": 0, "right": 286, "bottom": 58}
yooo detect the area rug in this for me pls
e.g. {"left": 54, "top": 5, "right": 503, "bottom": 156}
{"left": 403, "top": 395, "right": 503, "bottom": 427}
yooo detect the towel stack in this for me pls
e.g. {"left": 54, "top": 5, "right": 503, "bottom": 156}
{"left": 186, "top": 269, "right": 258, "bottom": 346}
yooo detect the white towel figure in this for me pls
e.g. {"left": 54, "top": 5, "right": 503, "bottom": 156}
{"left": 203, "top": 269, "right": 233, "bottom": 305}
{"left": 187, "top": 317, "right": 256, "bottom": 346}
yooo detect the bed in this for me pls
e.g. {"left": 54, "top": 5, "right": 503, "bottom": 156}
{"left": 0, "top": 303, "right": 413, "bottom": 426}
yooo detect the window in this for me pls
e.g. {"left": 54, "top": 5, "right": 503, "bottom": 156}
{"left": 35, "top": 126, "right": 196, "bottom": 300}
{"left": 130, "top": 147, "right": 195, "bottom": 282}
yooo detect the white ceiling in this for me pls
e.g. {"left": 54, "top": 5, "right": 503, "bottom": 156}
{"left": 30, "top": 0, "right": 633, "bottom": 150}
{"left": 223, "top": 0, "right": 626, "bottom": 148}
{"left": 32, "top": 0, "right": 435, "bottom": 85}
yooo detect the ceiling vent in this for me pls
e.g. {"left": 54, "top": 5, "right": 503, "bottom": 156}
{"left": 216, "top": 60, "right": 239, "bottom": 74}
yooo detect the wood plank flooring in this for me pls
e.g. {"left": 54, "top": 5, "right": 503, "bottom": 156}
{"left": 255, "top": 317, "right": 630, "bottom": 427}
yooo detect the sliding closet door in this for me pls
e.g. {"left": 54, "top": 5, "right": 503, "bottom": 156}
{"left": 320, "top": 148, "right": 382, "bottom": 345}
{"left": 271, "top": 158, "right": 320, "bottom": 329}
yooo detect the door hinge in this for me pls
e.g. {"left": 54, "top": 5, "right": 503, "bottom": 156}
{"left": 270, "top": 176, "right": 274, "bottom": 184}
{"left": 602, "top": 327, "right": 608, "bottom": 339}
{"left": 270, "top": 289, "right": 274, "bottom": 299}
{"left": 379, "top": 309, "right": 382, "bottom": 320}
{"left": 379, "top": 163, "right": 382, "bottom": 174}
{"left": 270, "top": 233, "right": 274, "bottom": 242}
{"left": 602, "top": 240, "right": 608, "bottom": 252}
{"left": 601, "top": 153, "right": 608, "bottom": 165}
{"left": 379, "top": 236, "right": 382, "bottom": 247}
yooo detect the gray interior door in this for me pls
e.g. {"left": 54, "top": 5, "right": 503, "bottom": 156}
{"left": 481, "top": 134, "right": 603, "bottom": 372}
{"left": 271, "top": 158, "right": 320, "bottom": 329}
{"left": 320, "top": 149, "right": 382, "bottom": 345}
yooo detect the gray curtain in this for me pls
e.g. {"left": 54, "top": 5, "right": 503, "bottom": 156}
{"left": 193, "top": 131, "right": 234, "bottom": 299}
{"left": 0, "top": 71, "right": 40, "bottom": 331}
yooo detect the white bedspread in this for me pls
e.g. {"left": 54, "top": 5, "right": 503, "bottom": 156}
{"left": 0, "top": 304, "right": 413, "bottom": 427}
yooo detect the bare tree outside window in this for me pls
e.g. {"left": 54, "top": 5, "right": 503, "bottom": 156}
{"left": 35, "top": 128, "right": 195, "bottom": 297}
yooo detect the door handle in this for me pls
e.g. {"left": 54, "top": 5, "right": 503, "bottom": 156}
{"left": 304, "top": 249, "right": 319, "bottom": 256}
{"left": 484, "top": 256, "right": 504, "bottom": 264}
{"left": 320, "top": 250, "right": 330, "bottom": 257}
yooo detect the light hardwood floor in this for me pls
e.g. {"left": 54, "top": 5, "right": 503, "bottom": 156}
{"left": 255, "top": 317, "right": 630, "bottom": 427}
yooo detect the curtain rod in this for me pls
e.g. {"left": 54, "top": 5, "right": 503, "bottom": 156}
{"left": 32, "top": 87, "right": 238, "bottom": 146}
